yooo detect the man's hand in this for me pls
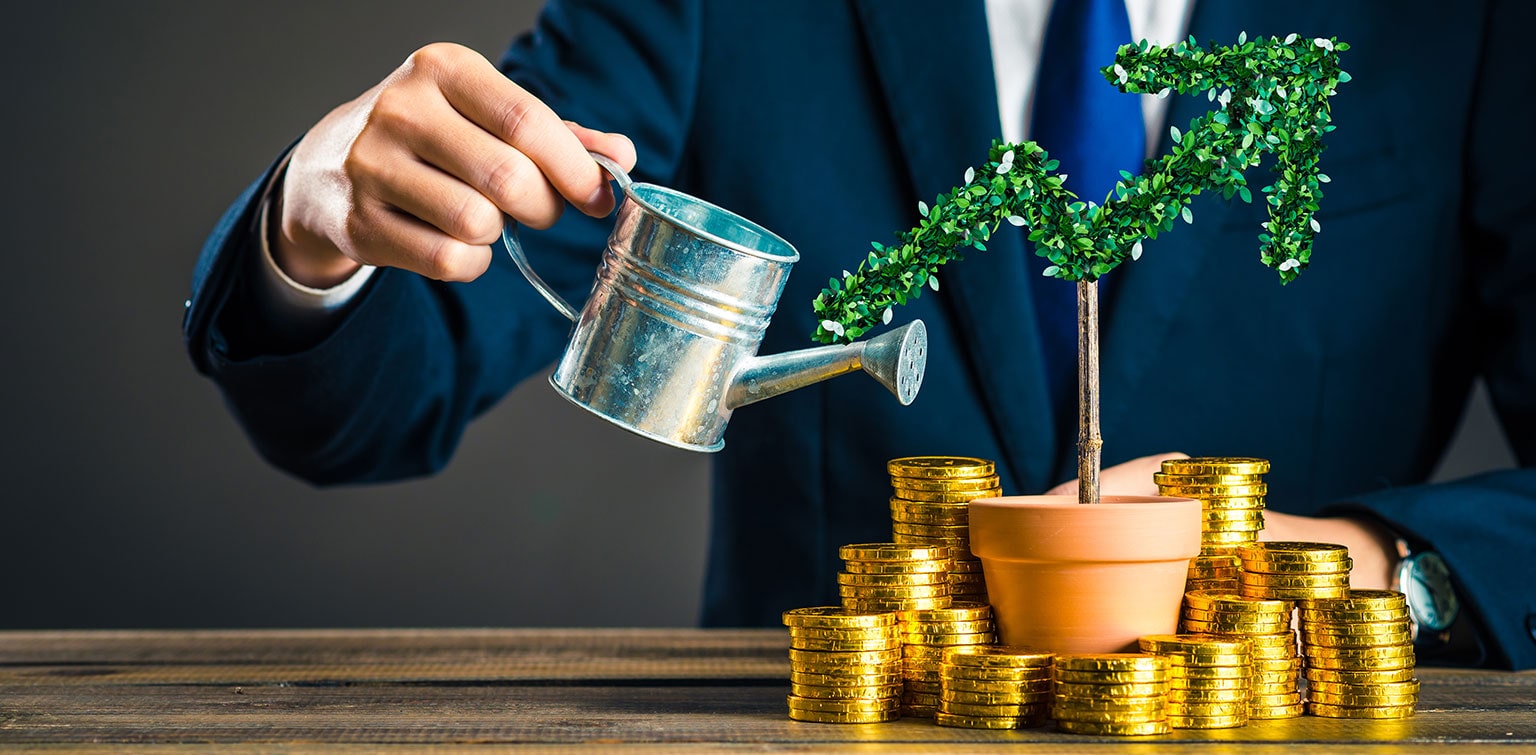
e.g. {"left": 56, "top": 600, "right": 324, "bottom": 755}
{"left": 274, "top": 43, "right": 638, "bottom": 288}
{"left": 1046, "top": 452, "right": 1189, "bottom": 498}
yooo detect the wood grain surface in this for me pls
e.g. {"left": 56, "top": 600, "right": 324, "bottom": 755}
{"left": 2, "top": 628, "right": 1532, "bottom": 751}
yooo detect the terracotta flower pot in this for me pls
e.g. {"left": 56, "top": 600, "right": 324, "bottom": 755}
{"left": 969, "top": 495, "right": 1201, "bottom": 654}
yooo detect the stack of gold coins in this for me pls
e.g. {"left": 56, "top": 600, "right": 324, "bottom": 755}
{"left": 1052, "top": 654, "right": 1171, "bottom": 736}
{"left": 1181, "top": 590, "right": 1304, "bottom": 719}
{"left": 887, "top": 456, "right": 1000, "bottom": 603}
{"left": 1138, "top": 634, "right": 1251, "bottom": 729}
{"left": 1156, "top": 458, "right": 1270, "bottom": 555}
{"left": 1236, "top": 542, "right": 1352, "bottom": 602}
{"left": 1300, "top": 590, "right": 1418, "bottom": 719}
{"left": 838, "top": 543, "right": 953, "bottom": 612}
{"left": 935, "top": 645, "right": 1054, "bottom": 729}
{"left": 1186, "top": 553, "right": 1241, "bottom": 593}
{"left": 783, "top": 607, "right": 903, "bottom": 723}
{"left": 897, "top": 603, "right": 997, "bottom": 717}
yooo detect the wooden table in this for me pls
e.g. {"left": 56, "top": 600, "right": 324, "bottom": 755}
{"left": 2, "top": 629, "right": 1532, "bottom": 752}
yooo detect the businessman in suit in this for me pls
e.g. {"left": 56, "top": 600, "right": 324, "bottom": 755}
{"left": 185, "top": 1, "right": 1535, "bottom": 668}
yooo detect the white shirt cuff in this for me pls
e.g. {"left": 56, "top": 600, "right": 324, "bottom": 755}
{"left": 254, "top": 185, "right": 376, "bottom": 314}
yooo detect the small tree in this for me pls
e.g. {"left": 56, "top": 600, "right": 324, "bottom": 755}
{"left": 811, "top": 34, "right": 1350, "bottom": 504}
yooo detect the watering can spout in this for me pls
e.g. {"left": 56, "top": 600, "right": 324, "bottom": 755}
{"left": 726, "top": 320, "right": 929, "bottom": 410}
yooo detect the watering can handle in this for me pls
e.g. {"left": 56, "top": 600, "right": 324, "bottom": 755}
{"left": 501, "top": 151, "right": 634, "bottom": 323}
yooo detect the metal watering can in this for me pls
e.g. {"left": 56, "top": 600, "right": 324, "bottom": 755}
{"left": 502, "top": 152, "right": 929, "bottom": 452}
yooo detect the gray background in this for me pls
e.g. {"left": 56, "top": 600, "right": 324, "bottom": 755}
{"left": 0, "top": 1, "right": 1515, "bottom": 630}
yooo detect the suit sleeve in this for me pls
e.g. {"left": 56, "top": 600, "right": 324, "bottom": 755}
{"left": 1323, "top": 0, "right": 1536, "bottom": 670}
{"left": 182, "top": 0, "right": 703, "bottom": 485}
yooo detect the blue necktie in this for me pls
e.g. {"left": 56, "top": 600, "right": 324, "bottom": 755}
{"left": 1027, "top": 0, "right": 1145, "bottom": 421}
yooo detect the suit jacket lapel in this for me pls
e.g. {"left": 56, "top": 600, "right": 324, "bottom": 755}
{"left": 851, "top": 0, "right": 1058, "bottom": 492}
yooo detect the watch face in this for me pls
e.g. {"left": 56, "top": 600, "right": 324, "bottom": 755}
{"left": 1402, "top": 552, "right": 1459, "bottom": 633}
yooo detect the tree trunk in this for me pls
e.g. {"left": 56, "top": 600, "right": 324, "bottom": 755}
{"left": 1077, "top": 279, "right": 1102, "bottom": 505}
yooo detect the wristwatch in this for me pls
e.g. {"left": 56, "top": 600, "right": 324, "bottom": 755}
{"left": 1391, "top": 538, "right": 1459, "bottom": 647}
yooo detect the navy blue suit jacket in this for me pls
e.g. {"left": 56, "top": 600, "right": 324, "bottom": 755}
{"left": 186, "top": 1, "right": 1536, "bottom": 668}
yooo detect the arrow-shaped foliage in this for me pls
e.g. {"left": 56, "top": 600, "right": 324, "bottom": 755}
{"left": 812, "top": 34, "right": 1350, "bottom": 343}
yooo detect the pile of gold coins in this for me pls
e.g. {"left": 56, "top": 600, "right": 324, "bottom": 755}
{"left": 1157, "top": 457, "right": 1270, "bottom": 556}
{"left": 1185, "top": 553, "right": 1241, "bottom": 593}
{"left": 898, "top": 604, "right": 997, "bottom": 718}
{"left": 1052, "top": 654, "right": 1172, "bottom": 736}
{"left": 838, "top": 543, "right": 953, "bottom": 613}
{"left": 783, "top": 607, "right": 902, "bottom": 723}
{"left": 936, "top": 645, "right": 1054, "bottom": 729}
{"left": 1180, "top": 590, "right": 1304, "bottom": 718}
{"left": 1301, "top": 590, "right": 1419, "bottom": 718}
{"left": 1238, "top": 542, "right": 1352, "bottom": 601}
{"left": 888, "top": 456, "right": 1000, "bottom": 603}
{"left": 1139, "top": 634, "right": 1252, "bottom": 729}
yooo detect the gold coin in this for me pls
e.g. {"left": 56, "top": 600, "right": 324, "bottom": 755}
{"left": 1183, "top": 591, "right": 1293, "bottom": 614}
{"left": 843, "top": 597, "right": 953, "bottom": 613}
{"left": 942, "top": 700, "right": 1051, "bottom": 718}
{"left": 1202, "top": 530, "right": 1260, "bottom": 545}
{"left": 900, "top": 615, "right": 994, "bottom": 633}
{"left": 1167, "top": 687, "right": 1249, "bottom": 703}
{"left": 838, "top": 543, "right": 952, "bottom": 562}
{"left": 786, "top": 695, "right": 899, "bottom": 713}
{"left": 1184, "top": 579, "right": 1241, "bottom": 593}
{"left": 844, "top": 558, "right": 950, "bottom": 575}
{"left": 1305, "top": 655, "right": 1416, "bottom": 672}
{"left": 791, "top": 636, "right": 903, "bottom": 652}
{"left": 839, "top": 582, "right": 950, "bottom": 598}
{"left": 1055, "top": 719, "right": 1171, "bottom": 736}
{"left": 890, "top": 505, "right": 970, "bottom": 526}
{"left": 786, "top": 707, "right": 900, "bottom": 724}
{"left": 905, "top": 680, "right": 942, "bottom": 694}
{"left": 1243, "top": 557, "right": 1353, "bottom": 574}
{"left": 1165, "top": 654, "right": 1252, "bottom": 669}
{"left": 1181, "top": 605, "right": 1291, "bottom": 623}
{"left": 1167, "top": 713, "right": 1248, "bottom": 729}
{"left": 943, "top": 677, "right": 1052, "bottom": 694}
{"left": 933, "top": 711, "right": 1033, "bottom": 729}
{"left": 940, "top": 664, "right": 1053, "bottom": 683}
{"left": 1302, "top": 619, "right": 1413, "bottom": 637}
{"left": 1180, "top": 619, "right": 1290, "bottom": 636}
{"left": 783, "top": 607, "right": 897, "bottom": 629}
{"left": 1249, "top": 703, "right": 1306, "bottom": 718}
{"left": 1198, "top": 496, "right": 1267, "bottom": 510}
{"left": 949, "top": 558, "right": 985, "bottom": 572}
{"left": 1243, "top": 632, "right": 1300, "bottom": 646}
{"left": 903, "top": 631, "right": 996, "bottom": 647}
{"left": 1169, "top": 665, "right": 1251, "bottom": 681}
{"left": 947, "top": 573, "right": 988, "bottom": 586}
{"left": 1249, "top": 692, "right": 1303, "bottom": 707}
{"left": 891, "top": 475, "right": 1002, "bottom": 493}
{"left": 1053, "top": 680, "right": 1168, "bottom": 698}
{"left": 1167, "top": 700, "right": 1248, "bottom": 717}
{"left": 1307, "top": 702, "right": 1416, "bottom": 719}
{"left": 791, "top": 682, "right": 905, "bottom": 700}
{"left": 1309, "top": 679, "right": 1420, "bottom": 696}
{"left": 1051, "top": 695, "right": 1166, "bottom": 712}
{"left": 1206, "top": 519, "right": 1267, "bottom": 533}
{"left": 888, "top": 456, "right": 997, "bottom": 479}
{"left": 1154, "top": 472, "right": 1264, "bottom": 486}
{"left": 1053, "top": 709, "right": 1167, "bottom": 726}
{"left": 836, "top": 570, "right": 949, "bottom": 587}
{"left": 891, "top": 521, "right": 971, "bottom": 538}
{"left": 1190, "top": 553, "right": 1242, "bottom": 569}
{"left": 1056, "top": 654, "right": 1167, "bottom": 673}
{"left": 1239, "top": 584, "right": 1350, "bottom": 601}
{"left": 894, "top": 489, "right": 998, "bottom": 504}
{"left": 1238, "top": 572, "right": 1352, "bottom": 588}
{"left": 941, "top": 688, "right": 1051, "bottom": 705}
{"left": 789, "top": 648, "right": 902, "bottom": 666}
{"left": 1302, "top": 590, "right": 1408, "bottom": 612}
{"left": 1249, "top": 657, "right": 1301, "bottom": 673}
{"left": 1237, "top": 541, "right": 1349, "bottom": 562}
{"left": 1167, "top": 677, "right": 1250, "bottom": 693}
{"left": 944, "top": 645, "right": 1055, "bottom": 668}
{"left": 1301, "top": 630, "right": 1412, "bottom": 648}
{"left": 1249, "top": 682, "right": 1300, "bottom": 697}
{"left": 1202, "top": 508, "right": 1266, "bottom": 523}
{"left": 1305, "top": 667, "right": 1417, "bottom": 685}
{"left": 1163, "top": 457, "right": 1271, "bottom": 475}
{"left": 1055, "top": 668, "right": 1169, "bottom": 684}
{"left": 901, "top": 704, "right": 938, "bottom": 718}
{"left": 790, "top": 671, "right": 902, "bottom": 687}
{"left": 903, "top": 691, "right": 941, "bottom": 706}
{"left": 787, "top": 624, "right": 900, "bottom": 640}
{"left": 1300, "top": 607, "right": 1409, "bottom": 624}
{"left": 1307, "top": 691, "right": 1420, "bottom": 708}
{"left": 1158, "top": 482, "right": 1267, "bottom": 497}
{"left": 1138, "top": 634, "right": 1250, "bottom": 655}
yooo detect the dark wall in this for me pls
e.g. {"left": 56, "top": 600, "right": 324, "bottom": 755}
{"left": 0, "top": 2, "right": 1514, "bottom": 629}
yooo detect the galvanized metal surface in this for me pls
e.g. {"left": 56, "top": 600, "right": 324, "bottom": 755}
{"left": 503, "top": 153, "right": 927, "bottom": 453}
